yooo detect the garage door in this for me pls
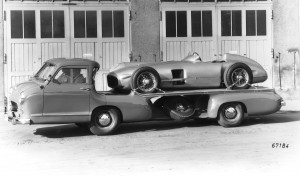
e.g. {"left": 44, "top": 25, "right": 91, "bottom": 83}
{"left": 4, "top": 2, "right": 130, "bottom": 95}
{"left": 161, "top": 1, "right": 273, "bottom": 87}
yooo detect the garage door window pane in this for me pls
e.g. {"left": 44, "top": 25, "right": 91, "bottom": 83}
{"left": 53, "top": 11, "right": 65, "bottom": 38}
{"left": 74, "top": 11, "right": 85, "bottom": 38}
{"left": 86, "top": 11, "right": 97, "bottom": 38}
{"left": 177, "top": 11, "right": 187, "bottom": 37}
{"left": 102, "top": 11, "right": 113, "bottom": 38}
{"left": 41, "top": 11, "right": 52, "bottom": 38}
{"left": 24, "top": 11, "right": 36, "bottom": 38}
{"left": 246, "top": 10, "right": 256, "bottom": 36}
{"left": 232, "top": 10, "right": 242, "bottom": 36}
{"left": 191, "top": 11, "right": 201, "bottom": 37}
{"left": 203, "top": 11, "right": 212, "bottom": 37}
{"left": 11, "top": 11, "right": 23, "bottom": 38}
{"left": 221, "top": 11, "right": 231, "bottom": 36}
{"left": 114, "top": 11, "right": 124, "bottom": 37}
{"left": 257, "top": 10, "right": 266, "bottom": 36}
{"left": 166, "top": 11, "right": 176, "bottom": 37}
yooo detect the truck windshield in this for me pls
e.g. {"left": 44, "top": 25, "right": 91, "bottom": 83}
{"left": 34, "top": 63, "right": 56, "bottom": 81}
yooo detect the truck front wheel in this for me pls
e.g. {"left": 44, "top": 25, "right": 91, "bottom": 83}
{"left": 89, "top": 107, "right": 121, "bottom": 135}
{"left": 217, "top": 103, "right": 244, "bottom": 127}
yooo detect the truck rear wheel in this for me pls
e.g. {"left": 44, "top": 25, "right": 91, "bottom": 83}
{"left": 217, "top": 103, "right": 244, "bottom": 127}
{"left": 89, "top": 107, "right": 121, "bottom": 135}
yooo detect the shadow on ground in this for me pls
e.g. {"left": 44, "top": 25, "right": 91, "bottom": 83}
{"left": 34, "top": 110, "right": 300, "bottom": 138}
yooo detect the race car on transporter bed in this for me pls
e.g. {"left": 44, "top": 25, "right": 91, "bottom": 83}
{"left": 107, "top": 53, "right": 268, "bottom": 93}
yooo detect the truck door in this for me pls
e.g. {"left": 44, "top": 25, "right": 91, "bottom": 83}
{"left": 43, "top": 66, "right": 90, "bottom": 123}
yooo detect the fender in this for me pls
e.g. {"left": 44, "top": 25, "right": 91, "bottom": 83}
{"left": 206, "top": 91, "right": 282, "bottom": 118}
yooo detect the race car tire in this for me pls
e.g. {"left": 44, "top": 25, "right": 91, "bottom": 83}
{"left": 217, "top": 103, "right": 244, "bottom": 127}
{"left": 131, "top": 67, "right": 161, "bottom": 93}
{"left": 89, "top": 107, "right": 121, "bottom": 136}
{"left": 224, "top": 62, "right": 253, "bottom": 89}
{"left": 163, "top": 97, "right": 195, "bottom": 121}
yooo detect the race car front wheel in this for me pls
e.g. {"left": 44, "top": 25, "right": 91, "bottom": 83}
{"left": 224, "top": 63, "right": 253, "bottom": 89}
{"left": 131, "top": 67, "right": 161, "bottom": 93}
{"left": 89, "top": 107, "right": 121, "bottom": 135}
{"left": 217, "top": 103, "right": 244, "bottom": 127}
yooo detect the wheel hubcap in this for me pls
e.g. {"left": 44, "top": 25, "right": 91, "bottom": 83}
{"left": 176, "top": 103, "right": 186, "bottom": 112}
{"left": 231, "top": 68, "right": 249, "bottom": 87}
{"left": 98, "top": 113, "right": 112, "bottom": 127}
{"left": 224, "top": 107, "right": 237, "bottom": 119}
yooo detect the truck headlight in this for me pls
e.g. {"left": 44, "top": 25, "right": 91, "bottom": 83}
{"left": 19, "top": 92, "right": 26, "bottom": 104}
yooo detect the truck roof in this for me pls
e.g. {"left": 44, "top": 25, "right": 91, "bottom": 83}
{"left": 46, "top": 58, "right": 100, "bottom": 68}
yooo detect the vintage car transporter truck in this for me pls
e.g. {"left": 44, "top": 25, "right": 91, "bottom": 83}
{"left": 6, "top": 58, "right": 285, "bottom": 135}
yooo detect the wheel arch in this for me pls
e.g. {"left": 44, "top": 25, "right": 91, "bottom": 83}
{"left": 91, "top": 105, "right": 124, "bottom": 123}
{"left": 130, "top": 66, "right": 161, "bottom": 93}
{"left": 217, "top": 101, "right": 248, "bottom": 117}
{"left": 207, "top": 95, "right": 248, "bottom": 118}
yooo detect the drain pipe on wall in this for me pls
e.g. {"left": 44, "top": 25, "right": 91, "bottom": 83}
{"left": 288, "top": 48, "right": 299, "bottom": 89}
{"left": 0, "top": 0, "right": 5, "bottom": 114}
{"left": 276, "top": 52, "right": 282, "bottom": 90}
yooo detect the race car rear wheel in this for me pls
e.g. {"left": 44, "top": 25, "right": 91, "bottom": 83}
{"left": 89, "top": 107, "right": 121, "bottom": 135}
{"left": 131, "top": 67, "right": 161, "bottom": 93}
{"left": 224, "top": 63, "right": 253, "bottom": 89}
{"left": 163, "top": 97, "right": 195, "bottom": 121}
{"left": 217, "top": 103, "right": 244, "bottom": 127}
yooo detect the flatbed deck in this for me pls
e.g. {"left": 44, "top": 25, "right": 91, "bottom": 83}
{"left": 139, "top": 86, "right": 274, "bottom": 98}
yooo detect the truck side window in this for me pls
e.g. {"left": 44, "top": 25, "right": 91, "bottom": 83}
{"left": 54, "top": 68, "right": 87, "bottom": 84}
{"left": 55, "top": 68, "right": 71, "bottom": 84}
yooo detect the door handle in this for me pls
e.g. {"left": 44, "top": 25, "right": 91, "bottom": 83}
{"left": 80, "top": 88, "right": 91, "bottom": 91}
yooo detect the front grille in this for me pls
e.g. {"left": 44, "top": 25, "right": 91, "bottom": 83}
{"left": 107, "top": 75, "right": 119, "bottom": 88}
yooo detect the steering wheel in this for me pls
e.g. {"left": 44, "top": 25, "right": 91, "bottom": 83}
{"left": 193, "top": 52, "right": 202, "bottom": 61}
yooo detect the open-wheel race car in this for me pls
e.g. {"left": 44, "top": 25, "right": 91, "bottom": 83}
{"left": 107, "top": 53, "right": 268, "bottom": 93}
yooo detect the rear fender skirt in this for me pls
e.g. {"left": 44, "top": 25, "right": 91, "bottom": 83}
{"left": 206, "top": 92, "right": 281, "bottom": 118}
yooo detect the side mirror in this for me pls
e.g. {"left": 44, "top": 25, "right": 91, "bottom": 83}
{"left": 47, "top": 75, "right": 52, "bottom": 81}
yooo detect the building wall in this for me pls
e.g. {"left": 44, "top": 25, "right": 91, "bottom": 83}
{"left": 273, "top": 0, "right": 300, "bottom": 89}
{"left": 130, "top": 0, "right": 160, "bottom": 63}
{"left": 0, "top": 0, "right": 4, "bottom": 112}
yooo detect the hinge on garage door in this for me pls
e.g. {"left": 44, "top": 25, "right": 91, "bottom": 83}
{"left": 129, "top": 10, "right": 132, "bottom": 21}
{"left": 271, "top": 10, "right": 273, "bottom": 20}
{"left": 3, "top": 54, "right": 7, "bottom": 64}
{"left": 3, "top": 11, "right": 6, "bottom": 21}
{"left": 160, "top": 11, "right": 162, "bottom": 21}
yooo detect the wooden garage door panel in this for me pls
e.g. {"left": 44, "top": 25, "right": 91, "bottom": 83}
{"left": 246, "top": 40, "right": 269, "bottom": 66}
{"left": 101, "top": 41, "right": 126, "bottom": 70}
{"left": 165, "top": 41, "right": 189, "bottom": 61}
{"left": 11, "top": 43, "right": 36, "bottom": 72}
{"left": 191, "top": 40, "right": 214, "bottom": 62}
{"left": 74, "top": 42, "right": 95, "bottom": 60}
{"left": 220, "top": 40, "right": 243, "bottom": 56}
{"left": 42, "top": 42, "right": 67, "bottom": 62}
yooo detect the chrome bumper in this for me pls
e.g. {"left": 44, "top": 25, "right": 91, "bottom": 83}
{"left": 4, "top": 111, "right": 31, "bottom": 125}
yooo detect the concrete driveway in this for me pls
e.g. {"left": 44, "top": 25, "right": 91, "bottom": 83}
{"left": 0, "top": 100, "right": 299, "bottom": 176}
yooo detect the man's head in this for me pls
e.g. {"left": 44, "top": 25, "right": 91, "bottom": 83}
{"left": 62, "top": 68, "right": 70, "bottom": 76}
{"left": 73, "top": 68, "right": 81, "bottom": 76}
